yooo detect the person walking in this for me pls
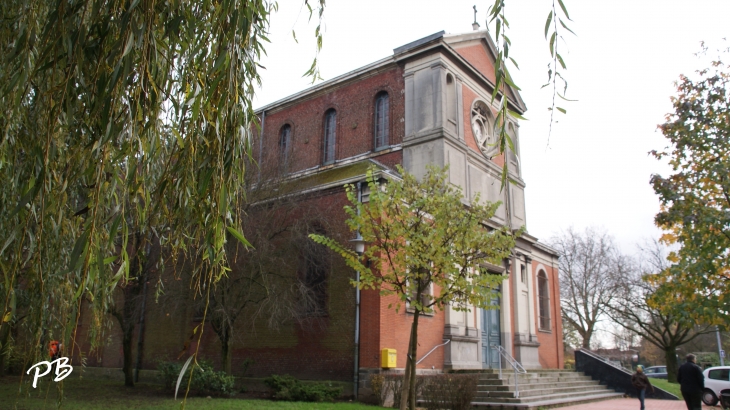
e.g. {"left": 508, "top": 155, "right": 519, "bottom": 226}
{"left": 631, "top": 365, "right": 654, "bottom": 410}
{"left": 677, "top": 354, "right": 705, "bottom": 410}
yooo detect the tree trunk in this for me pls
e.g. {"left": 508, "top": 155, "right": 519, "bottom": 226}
{"left": 399, "top": 310, "right": 420, "bottom": 410}
{"left": 122, "top": 326, "right": 134, "bottom": 387}
{"left": 221, "top": 331, "right": 232, "bottom": 375}
{"left": 0, "top": 323, "right": 9, "bottom": 377}
{"left": 665, "top": 345, "right": 679, "bottom": 383}
{"left": 581, "top": 325, "right": 594, "bottom": 349}
{"left": 134, "top": 269, "right": 149, "bottom": 383}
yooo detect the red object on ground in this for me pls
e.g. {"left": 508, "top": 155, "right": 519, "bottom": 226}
{"left": 49, "top": 340, "right": 61, "bottom": 359}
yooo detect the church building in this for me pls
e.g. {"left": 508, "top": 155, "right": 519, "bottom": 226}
{"left": 253, "top": 28, "right": 564, "bottom": 395}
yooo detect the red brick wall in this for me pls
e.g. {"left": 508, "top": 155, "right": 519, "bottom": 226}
{"left": 532, "top": 261, "right": 564, "bottom": 369}
{"left": 73, "top": 188, "right": 365, "bottom": 382}
{"left": 451, "top": 43, "right": 497, "bottom": 85}
{"left": 259, "top": 67, "right": 406, "bottom": 176}
{"left": 380, "top": 292, "right": 445, "bottom": 370}
{"left": 360, "top": 288, "right": 381, "bottom": 369}
{"left": 359, "top": 281, "right": 446, "bottom": 371}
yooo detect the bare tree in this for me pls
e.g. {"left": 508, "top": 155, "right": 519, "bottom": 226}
{"left": 186, "top": 160, "right": 338, "bottom": 375}
{"left": 205, "top": 197, "right": 331, "bottom": 375}
{"left": 607, "top": 240, "right": 714, "bottom": 383}
{"left": 550, "top": 227, "right": 628, "bottom": 349}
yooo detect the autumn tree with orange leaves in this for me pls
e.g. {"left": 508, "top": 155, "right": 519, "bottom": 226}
{"left": 650, "top": 44, "right": 730, "bottom": 325}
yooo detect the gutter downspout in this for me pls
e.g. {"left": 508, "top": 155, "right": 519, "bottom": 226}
{"left": 257, "top": 110, "right": 266, "bottom": 183}
{"left": 353, "top": 181, "right": 362, "bottom": 400}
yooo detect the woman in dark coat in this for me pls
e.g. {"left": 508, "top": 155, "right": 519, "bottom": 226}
{"left": 631, "top": 365, "right": 655, "bottom": 410}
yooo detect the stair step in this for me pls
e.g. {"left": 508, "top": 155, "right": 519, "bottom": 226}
{"left": 476, "top": 386, "right": 614, "bottom": 401}
{"left": 471, "top": 391, "right": 624, "bottom": 409}
{"left": 477, "top": 384, "right": 606, "bottom": 396}
{"left": 479, "top": 373, "right": 589, "bottom": 381}
{"left": 466, "top": 369, "right": 620, "bottom": 409}
{"left": 478, "top": 378, "right": 599, "bottom": 386}
{"left": 476, "top": 389, "right": 620, "bottom": 404}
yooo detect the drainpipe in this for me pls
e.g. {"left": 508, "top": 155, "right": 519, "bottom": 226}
{"left": 257, "top": 110, "right": 266, "bottom": 183}
{"left": 353, "top": 181, "right": 363, "bottom": 400}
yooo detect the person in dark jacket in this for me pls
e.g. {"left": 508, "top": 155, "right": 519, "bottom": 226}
{"left": 631, "top": 365, "right": 654, "bottom": 410}
{"left": 677, "top": 354, "right": 705, "bottom": 410}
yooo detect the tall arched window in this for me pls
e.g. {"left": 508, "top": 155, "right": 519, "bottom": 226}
{"left": 301, "top": 225, "right": 329, "bottom": 316}
{"left": 374, "top": 92, "right": 389, "bottom": 149}
{"left": 279, "top": 124, "right": 291, "bottom": 165}
{"left": 445, "top": 74, "right": 457, "bottom": 133}
{"left": 323, "top": 109, "right": 336, "bottom": 164}
{"left": 538, "top": 270, "right": 551, "bottom": 330}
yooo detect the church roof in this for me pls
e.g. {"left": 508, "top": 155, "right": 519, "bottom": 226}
{"left": 255, "top": 30, "right": 526, "bottom": 114}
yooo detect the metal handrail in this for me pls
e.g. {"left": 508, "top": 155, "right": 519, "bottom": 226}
{"left": 577, "top": 348, "right": 633, "bottom": 372}
{"left": 416, "top": 339, "right": 450, "bottom": 365}
{"left": 492, "top": 344, "right": 527, "bottom": 398}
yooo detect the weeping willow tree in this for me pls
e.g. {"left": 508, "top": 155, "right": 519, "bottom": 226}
{"left": 0, "top": 0, "right": 324, "bottom": 377}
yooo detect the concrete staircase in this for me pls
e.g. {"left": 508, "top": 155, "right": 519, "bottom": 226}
{"left": 471, "top": 369, "right": 623, "bottom": 409}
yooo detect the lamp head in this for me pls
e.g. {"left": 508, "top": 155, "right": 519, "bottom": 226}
{"left": 350, "top": 236, "right": 365, "bottom": 254}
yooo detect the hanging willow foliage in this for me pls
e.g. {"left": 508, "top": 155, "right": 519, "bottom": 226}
{"left": 0, "top": 0, "right": 324, "bottom": 370}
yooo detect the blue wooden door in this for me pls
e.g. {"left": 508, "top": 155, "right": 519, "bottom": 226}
{"left": 481, "top": 292, "right": 501, "bottom": 368}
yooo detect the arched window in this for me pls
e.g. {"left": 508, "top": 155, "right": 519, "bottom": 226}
{"left": 301, "top": 225, "right": 329, "bottom": 315}
{"left": 279, "top": 124, "right": 291, "bottom": 165}
{"left": 323, "top": 109, "right": 336, "bottom": 164}
{"left": 445, "top": 74, "right": 457, "bottom": 133}
{"left": 538, "top": 270, "right": 551, "bottom": 330}
{"left": 374, "top": 92, "right": 389, "bottom": 149}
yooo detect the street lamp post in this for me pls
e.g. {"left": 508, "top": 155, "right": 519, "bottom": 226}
{"left": 350, "top": 235, "right": 365, "bottom": 400}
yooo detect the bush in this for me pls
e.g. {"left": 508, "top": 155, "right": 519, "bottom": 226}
{"left": 369, "top": 374, "right": 386, "bottom": 406}
{"left": 192, "top": 362, "right": 236, "bottom": 396}
{"left": 373, "top": 374, "right": 427, "bottom": 408}
{"left": 158, "top": 361, "right": 183, "bottom": 390}
{"left": 263, "top": 374, "right": 342, "bottom": 402}
{"left": 157, "top": 360, "right": 236, "bottom": 396}
{"left": 420, "top": 374, "right": 478, "bottom": 410}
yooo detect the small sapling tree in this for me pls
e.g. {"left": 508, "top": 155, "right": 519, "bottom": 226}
{"left": 310, "top": 165, "right": 517, "bottom": 410}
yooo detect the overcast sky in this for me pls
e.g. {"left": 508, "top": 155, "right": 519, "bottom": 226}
{"left": 253, "top": 0, "right": 730, "bottom": 256}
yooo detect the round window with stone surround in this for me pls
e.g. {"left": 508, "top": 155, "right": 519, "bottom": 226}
{"left": 471, "top": 101, "right": 498, "bottom": 158}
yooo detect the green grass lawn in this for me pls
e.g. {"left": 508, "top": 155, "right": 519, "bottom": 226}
{"left": 0, "top": 376, "right": 384, "bottom": 410}
{"left": 650, "top": 378, "right": 683, "bottom": 399}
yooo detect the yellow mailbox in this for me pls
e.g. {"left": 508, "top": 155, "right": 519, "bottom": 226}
{"left": 381, "top": 348, "right": 397, "bottom": 368}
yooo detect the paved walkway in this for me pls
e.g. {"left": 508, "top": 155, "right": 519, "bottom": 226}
{"left": 559, "top": 398, "right": 717, "bottom": 409}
